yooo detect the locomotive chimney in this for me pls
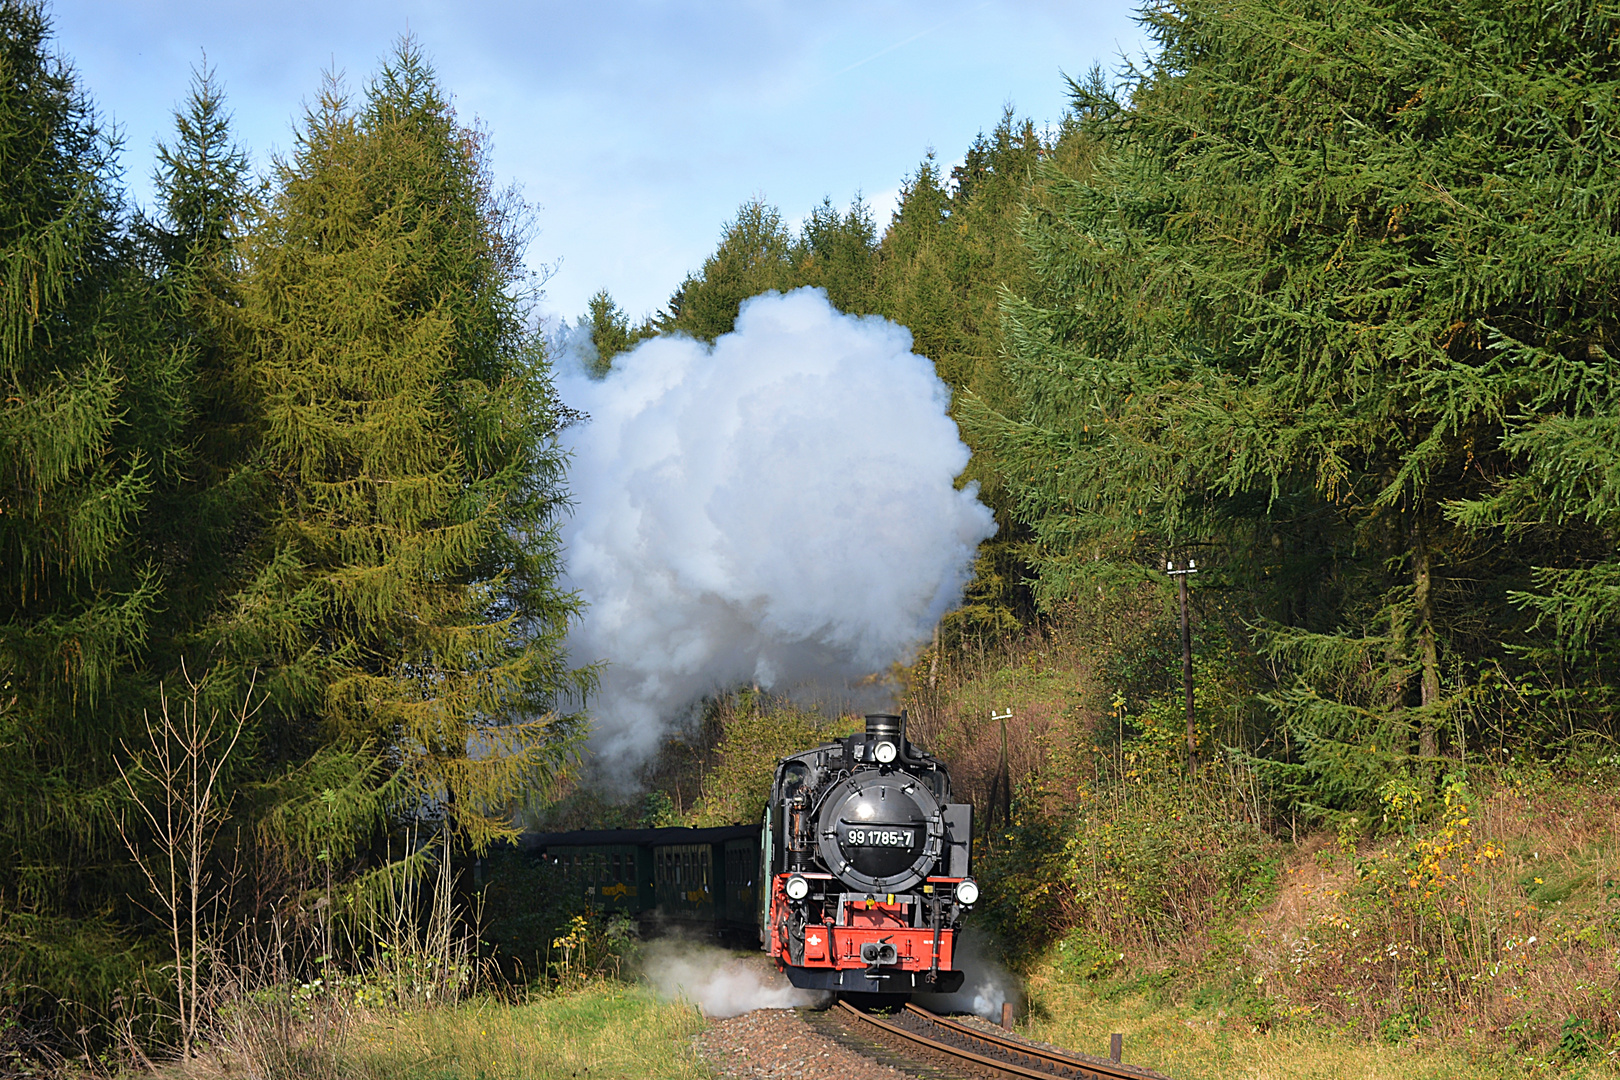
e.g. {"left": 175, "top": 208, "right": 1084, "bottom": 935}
{"left": 865, "top": 713, "right": 903, "bottom": 742}
{"left": 865, "top": 712, "right": 918, "bottom": 765}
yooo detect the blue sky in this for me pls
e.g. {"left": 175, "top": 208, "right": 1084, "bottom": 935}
{"left": 48, "top": 1, "right": 1148, "bottom": 324}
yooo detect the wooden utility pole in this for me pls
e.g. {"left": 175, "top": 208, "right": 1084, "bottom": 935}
{"left": 990, "top": 707, "right": 1013, "bottom": 823}
{"left": 1167, "top": 558, "right": 1198, "bottom": 774}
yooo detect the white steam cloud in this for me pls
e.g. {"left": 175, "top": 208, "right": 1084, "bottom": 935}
{"left": 640, "top": 941, "right": 828, "bottom": 1017}
{"left": 557, "top": 288, "right": 996, "bottom": 768}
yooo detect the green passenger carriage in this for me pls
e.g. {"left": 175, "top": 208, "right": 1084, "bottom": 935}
{"left": 519, "top": 824, "right": 761, "bottom": 942}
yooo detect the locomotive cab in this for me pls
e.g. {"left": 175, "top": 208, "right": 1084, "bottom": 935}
{"left": 763, "top": 711, "right": 975, "bottom": 994}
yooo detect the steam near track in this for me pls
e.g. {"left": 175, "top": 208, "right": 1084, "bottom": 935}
{"left": 913, "top": 931, "right": 1022, "bottom": 1021}
{"left": 556, "top": 288, "right": 996, "bottom": 773}
{"left": 640, "top": 942, "right": 827, "bottom": 1017}
{"left": 638, "top": 937, "right": 1018, "bottom": 1023}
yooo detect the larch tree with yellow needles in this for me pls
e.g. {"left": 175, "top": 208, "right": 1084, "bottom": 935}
{"left": 231, "top": 38, "right": 594, "bottom": 860}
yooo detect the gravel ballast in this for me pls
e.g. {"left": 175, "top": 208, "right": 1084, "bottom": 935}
{"left": 693, "top": 1007, "right": 914, "bottom": 1080}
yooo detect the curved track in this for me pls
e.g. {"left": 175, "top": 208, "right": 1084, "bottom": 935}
{"left": 833, "top": 1000, "right": 1174, "bottom": 1080}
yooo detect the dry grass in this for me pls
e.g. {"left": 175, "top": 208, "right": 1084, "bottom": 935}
{"left": 1230, "top": 767, "right": 1620, "bottom": 1060}
{"left": 902, "top": 602, "right": 1133, "bottom": 815}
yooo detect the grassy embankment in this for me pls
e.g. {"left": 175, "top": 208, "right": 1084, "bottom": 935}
{"left": 906, "top": 604, "right": 1620, "bottom": 1078}
{"left": 178, "top": 983, "right": 708, "bottom": 1080}
{"left": 334, "top": 985, "right": 707, "bottom": 1080}
{"left": 1023, "top": 979, "right": 1512, "bottom": 1080}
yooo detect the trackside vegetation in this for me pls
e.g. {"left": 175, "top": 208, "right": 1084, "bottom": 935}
{"left": 10, "top": 0, "right": 1620, "bottom": 1074}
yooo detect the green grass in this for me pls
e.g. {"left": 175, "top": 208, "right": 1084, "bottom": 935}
{"left": 1021, "top": 969, "right": 1620, "bottom": 1080}
{"left": 335, "top": 984, "right": 712, "bottom": 1080}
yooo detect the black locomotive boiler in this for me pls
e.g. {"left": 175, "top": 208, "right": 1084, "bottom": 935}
{"left": 763, "top": 711, "right": 976, "bottom": 993}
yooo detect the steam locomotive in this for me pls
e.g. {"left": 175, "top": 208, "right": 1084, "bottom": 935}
{"left": 763, "top": 711, "right": 976, "bottom": 994}
{"left": 513, "top": 711, "right": 975, "bottom": 996}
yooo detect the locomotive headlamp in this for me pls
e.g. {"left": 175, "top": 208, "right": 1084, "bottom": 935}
{"left": 785, "top": 874, "right": 811, "bottom": 901}
{"left": 873, "top": 740, "right": 898, "bottom": 764}
{"left": 955, "top": 878, "right": 980, "bottom": 906}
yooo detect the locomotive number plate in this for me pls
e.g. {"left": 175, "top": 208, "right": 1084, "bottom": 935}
{"left": 844, "top": 828, "right": 913, "bottom": 847}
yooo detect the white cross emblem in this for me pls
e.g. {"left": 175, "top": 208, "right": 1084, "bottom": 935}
{"left": 807, "top": 933, "right": 822, "bottom": 947}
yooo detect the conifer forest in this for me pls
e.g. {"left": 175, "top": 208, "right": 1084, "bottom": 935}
{"left": 7, "top": 0, "right": 1620, "bottom": 1074}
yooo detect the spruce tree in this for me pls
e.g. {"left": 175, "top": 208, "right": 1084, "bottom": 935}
{"left": 0, "top": 0, "right": 180, "bottom": 1030}
{"left": 662, "top": 197, "right": 795, "bottom": 340}
{"left": 873, "top": 154, "right": 955, "bottom": 367}
{"left": 974, "top": 0, "right": 1620, "bottom": 806}
{"left": 792, "top": 194, "right": 878, "bottom": 315}
{"left": 580, "top": 289, "right": 653, "bottom": 376}
{"left": 145, "top": 62, "right": 259, "bottom": 653}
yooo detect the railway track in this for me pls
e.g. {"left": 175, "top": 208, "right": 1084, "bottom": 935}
{"left": 832, "top": 1000, "right": 1174, "bottom": 1080}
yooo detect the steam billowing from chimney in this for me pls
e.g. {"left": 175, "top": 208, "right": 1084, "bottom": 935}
{"left": 556, "top": 288, "right": 996, "bottom": 772}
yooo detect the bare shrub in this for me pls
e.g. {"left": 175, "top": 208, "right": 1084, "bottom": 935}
{"left": 188, "top": 828, "right": 483, "bottom": 1078}
{"left": 351, "top": 828, "right": 479, "bottom": 1009}
{"left": 114, "top": 668, "right": 255, "bottom": 1058}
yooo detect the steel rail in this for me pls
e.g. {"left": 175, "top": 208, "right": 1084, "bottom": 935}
{"left": 833, "top": 1000, "right": 1173, "bottom": 1080}
{"left": 904, "top": 1004, "right": 1170, "bottom": 1080}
